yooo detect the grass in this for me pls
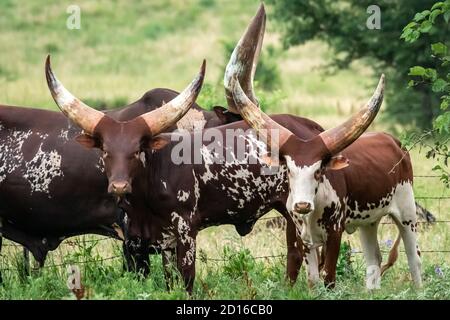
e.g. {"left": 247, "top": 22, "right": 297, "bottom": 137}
{"left": 0, "top": 0, "right": 449, "bottom": 299}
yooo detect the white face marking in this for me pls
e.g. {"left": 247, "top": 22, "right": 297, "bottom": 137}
{"left": 23, "top": 144, "right": 64, "bottom": 194}
{"left": 162, "top": 181, "right": 167, "bottom": 189}
{"left": 285, "top": 156, "right": 321, "bottom": 214}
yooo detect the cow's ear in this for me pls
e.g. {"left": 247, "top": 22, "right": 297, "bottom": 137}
{"left": 213, "top": 106, "right": 228, "bottom": 122}
{"left": 149, "top": 135, "right": 170, "bottom": 150}
{"left": 75, "top": 134, "right": 99, "bottom": 149}
{"left": 213, "top": 106, "right": 242, "bottom": 124}
{"left": 326, "top": 155, "right": 349, "bottom": 171}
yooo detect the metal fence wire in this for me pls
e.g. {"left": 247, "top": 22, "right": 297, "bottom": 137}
{"left": 0, "top": 174, "right": 449, "bottom": 270}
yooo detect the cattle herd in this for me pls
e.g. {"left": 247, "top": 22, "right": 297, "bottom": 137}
{"left": 0, "top": 4, "right": 423, "bottom": 294}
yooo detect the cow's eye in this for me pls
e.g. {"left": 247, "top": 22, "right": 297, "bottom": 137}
{"left": 134, "top": 151, "right": 140, "bottom": 159}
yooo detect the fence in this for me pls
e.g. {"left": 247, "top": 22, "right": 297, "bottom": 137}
{"left": 0, "top": 174, "right": 449, "bottom": 271}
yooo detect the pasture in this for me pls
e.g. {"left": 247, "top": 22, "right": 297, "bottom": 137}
{"left": 0, "top": 0, "right": 449, "bottom": 300}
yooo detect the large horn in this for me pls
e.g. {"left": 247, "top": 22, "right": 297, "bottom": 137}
{"left": 319, "top": 74, "right": 385, "bottom": 155}
{"left": 45, "top": 55, "right": 105, "bottom": 135}
{"left": 231, "top": 76, "right": 293, "bottom": 149}
{"left": 224, "top": 3, "right": 266, "bottom": 114}
{"left": 139, "top": 60, "right": 206, "bottom": 136}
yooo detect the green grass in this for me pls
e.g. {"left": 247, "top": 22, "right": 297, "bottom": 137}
{"left": 0, "top": 0, "right": 449, "bottom": 300}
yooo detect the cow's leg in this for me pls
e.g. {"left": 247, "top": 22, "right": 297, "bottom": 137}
{"left": 322, "top": 232, "right": 342, "bottom": 288}
{"left": 392, "top": 213, "right": 422, "bottom": 286}
{"left": 285, "top": 218, "right": 303, "bottom": 284}
{"left": 176, "top": 233, "right": 197, "bottom": 295}
{"left": 23, "top": 248, "right": 30, "bottom": 277}
{"left": 304, "top": 244, "right": 320, "bottom": 287}
{"left": 124, "top": 238, "right": 150, "bottom": 276}
{"left": 359, "top": 222, "right": 382, "bottom": 289}
{"left": 396, "top": 224, "right": 422, "bottom": 287}
{"left": 391, "top": 188, "right": 422, "bottom": 287}
{"left": 162, "top": 248, "right": 176, "bottom": 290}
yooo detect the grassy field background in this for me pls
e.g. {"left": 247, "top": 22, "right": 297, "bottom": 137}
{"left": 0, "top": 0, "right": 449, "bottom": 299}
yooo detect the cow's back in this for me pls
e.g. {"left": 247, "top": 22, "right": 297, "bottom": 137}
{"left": 328, "top": 132, "right": 413, "bottom": 207}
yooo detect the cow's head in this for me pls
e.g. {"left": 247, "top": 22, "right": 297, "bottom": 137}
{"left": 45, "top": 56, "right": 205, "bottom": 198}
{"left": 231, "top": 74, "right": 385, "bottom": 215}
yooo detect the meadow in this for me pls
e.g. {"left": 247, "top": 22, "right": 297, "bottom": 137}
{"left": 0, "top": 0, "right": 449, "bottom": 299}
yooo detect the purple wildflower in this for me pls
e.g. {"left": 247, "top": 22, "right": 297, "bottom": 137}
{"left": 435, "top": 266, "right": 444, "bottom": 277}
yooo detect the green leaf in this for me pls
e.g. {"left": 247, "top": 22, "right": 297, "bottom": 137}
{"left": 429, "top": 9, "right": 442, "bottom": 23}
{"left": 413, "top": 12, "right": 426, "bottom": 22}
{"left": 431, "top": 2, "right": 444, "bottom": 11}
{"left": 408, "top": 80, "right": 415, "bottom": 87}
{"left": 403, "top": 22, "right": 417, "bottom": 30}
{"left": 433, "top": 112, "right": 450, "bottom": 134}
{"left": 445, "top": 10, "right": 450, "bottom": 23}
{"left": 432, "top": 78, "right": 448, "bottom": 92}
{"left": 409, "top": 66, "right": 426, "bottom": 76}
{"left": 419, "top": 20, "right": 433, "bottom": 33}
{"left": 424, "top": 68, "right": 438, "bottom": 80}
{"left": 431, "top": 42, "right": 448, "bottom": 56}
{"left": 441, "top": 99, "right": 449, "bottom": 110}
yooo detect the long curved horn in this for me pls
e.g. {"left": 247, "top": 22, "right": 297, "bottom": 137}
{"left": 231, "top": 76, "right": 293, "bottom": 149}
{"left": 319, "top": 74, "right": 385, "bottom": 155}
{"left": 139, "top": 60, "right": 206, "bottom": 136}
{"left": 45, "top": 55, "right": 105, "bottom": 135}
{"left": 224, "top": 3, "right": 266, "bottom": 114}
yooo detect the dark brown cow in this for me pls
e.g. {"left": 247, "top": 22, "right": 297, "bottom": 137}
{"left": 0, "top": 84, "right": 224, "bottom": 278}
{"left": 231, "top": 74, "right": 422, "bottom": 289}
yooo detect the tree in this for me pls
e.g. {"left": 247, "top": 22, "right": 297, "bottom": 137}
{"left": 268, "top": 0, "right": 448, "bottom": 128}
{"left": 402, "top": 1, "right": 450, "bottom": 187}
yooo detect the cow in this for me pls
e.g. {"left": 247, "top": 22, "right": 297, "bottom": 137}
{"left": 230, "top": 73, "right": 422, "bottom": 290}
{"left": 0, "top": 76, "right": 214, "bottom": 278}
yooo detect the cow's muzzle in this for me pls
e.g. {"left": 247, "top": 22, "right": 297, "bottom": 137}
{"left": 108, "top": 181, "right": 132, "bottom": 196}
{"left": 293, "top": 202, "right": 312, "bottom": 214}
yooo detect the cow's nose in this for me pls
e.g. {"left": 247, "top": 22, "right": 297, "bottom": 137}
{"left": 109, "top": 181, "right": 131, "bottom": 196}
{"left": 294, "top": 202, "right": 312, "bottom": 214}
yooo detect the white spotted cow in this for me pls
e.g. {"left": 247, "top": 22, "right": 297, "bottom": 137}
{"left": 231, "top": 74, "right": 422, "bottom": 290}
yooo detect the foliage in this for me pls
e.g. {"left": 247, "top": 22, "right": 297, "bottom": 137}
{"left": 336, "top": 241, "right": 354, "bottom": 278}
{"left": 401, "top": 1, "right": 450, "bottom": 188}
{"left": 268, "top": 0, "right": 448, "bottom": 128}
{"left": 2, "top": 240, "right": 450, "bottom": 300}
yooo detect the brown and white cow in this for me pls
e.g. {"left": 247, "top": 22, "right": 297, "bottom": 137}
{"left": 231, "top": 75, "right": 422, "bottom": 289}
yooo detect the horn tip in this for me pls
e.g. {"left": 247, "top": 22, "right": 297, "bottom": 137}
{"left": 258, "top": 2, "right": 266, "bottom": 15}
{"left": 201, "top": 59, "right": 206, "bottom": 74}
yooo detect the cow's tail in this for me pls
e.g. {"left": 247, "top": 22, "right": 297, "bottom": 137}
{"left": 380, "top": 233, "right": 401, "bottom": 276}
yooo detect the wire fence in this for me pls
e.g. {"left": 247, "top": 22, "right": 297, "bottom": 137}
{"left": 0, "top": 174, "right": 449, "bottom": 271}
